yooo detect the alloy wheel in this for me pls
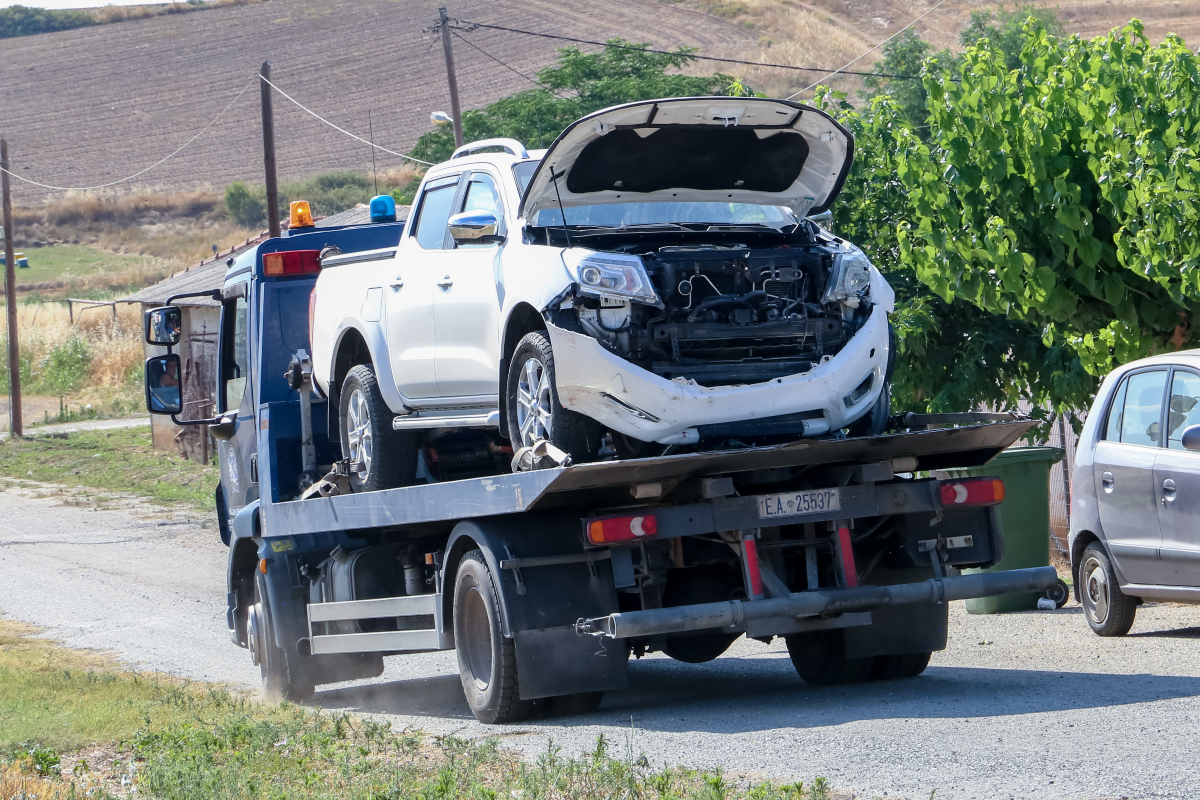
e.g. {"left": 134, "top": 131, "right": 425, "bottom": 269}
{"left": 1082, "top": 555, "right": 1110, "bottom": 625}
{"left": 345, "top": 388, "right": 373, "bottom": 481}
{"left": 515, "top": 356, "right": 553, "bottom": 448}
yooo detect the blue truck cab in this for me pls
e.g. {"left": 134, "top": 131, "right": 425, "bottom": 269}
{"left": 142, "top": 199, "right": 1058, "bottom": 719}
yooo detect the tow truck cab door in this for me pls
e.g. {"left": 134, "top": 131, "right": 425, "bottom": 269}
{"left": 217, "top": 279, "right": 258, "bottom": 515}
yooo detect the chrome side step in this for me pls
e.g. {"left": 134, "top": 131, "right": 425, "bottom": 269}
{"left": 392, "top": 409, "right": 500, "bottom": 430}
{"left": 306, "top": 592, "right": 452, "bottom": 655}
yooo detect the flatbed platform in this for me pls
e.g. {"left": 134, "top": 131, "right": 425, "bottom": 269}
{"left": 263, "top": 419, "right": 1037, "bottom": 537}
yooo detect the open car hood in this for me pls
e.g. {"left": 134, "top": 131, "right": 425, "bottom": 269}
{"left": 520, "top": 97, "right": 854, "bottom": 221}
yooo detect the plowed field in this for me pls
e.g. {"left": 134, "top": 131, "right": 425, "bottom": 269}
{"left": 0, "top": 0, "right": 755, "bottom": 203}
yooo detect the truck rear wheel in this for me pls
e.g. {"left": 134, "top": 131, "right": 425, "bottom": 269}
{"left": 453, "top": 549, "right": 532, "bottom": 723}
{"left": 506, "top": 332, "right": 601, "bottom": 467}
{"left": 870, "top": 651, "right": 932, "bottom": 680}
{"left": 251, "top": 573, "right": 314, "bottom": 704}
{"left": 785, "top": 628, "right": 874, "bottom": 686}
{"left": 340, "top": 364, "right": 419, "bottom": 492}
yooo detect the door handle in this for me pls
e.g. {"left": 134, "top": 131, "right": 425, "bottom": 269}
{"left": 1101, "top": 471, "right": 1114, "bottom": 492}
{"left": 438, "top": 275, "right": 453, "bottom": 290}
{"left": 390, "top": 276, "right": 404, "bottom": 290}
{"left": 1162, "top": 478, "right": 1177, "bottom": 504}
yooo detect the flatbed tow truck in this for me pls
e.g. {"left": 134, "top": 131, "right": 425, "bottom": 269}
{"left": 143, "top": 207, "right": 1058, "bottom": 723}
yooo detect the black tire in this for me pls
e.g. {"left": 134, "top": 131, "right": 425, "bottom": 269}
{"left": 1080, "top": 543, "right": 1137, "bottom": 636}
{"left": 1045, "top": 578, "right": 1071, "bottom": 609}
{"left": 847, "top": 382, "right": 891, "bottom": 438}
{"left": 506, "top": 331, "right": 602, "bottom": 467}
{"left": 339, "top": 364, "right": 419, "bottom": 492}
{"left": 453, "top": 549, "right": 532, "bottom": 723}
{"left": 871, "top": 651, "right": 932, "bottom": 680}
{"left": 661, "top": 568, "right": 741, "bottom": 663}
{"left": 251, "top": 573, "right": 314, "bottom": 704}
{"left": 785, "top": 628, "right": 874, "bottom": 686}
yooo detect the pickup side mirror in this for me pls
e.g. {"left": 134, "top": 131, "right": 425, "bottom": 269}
{"left": 145, "top": 354, "right": 183, "bottom": 415}
{"left": 145, "top": 305, "right": 182, "bottom": 346}
{"left": 1181, "top": 424, "right": 1200, "bottom": 451}
{"left": 448, "top": 210, "right": 504, "bottom": 246}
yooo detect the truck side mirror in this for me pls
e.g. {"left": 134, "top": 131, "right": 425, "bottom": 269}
{"left": 145, "top": 306, "right": 182, "bottom": 346}
{"left": 145, "top": 354, "right": 183, "bottom": 415}
{"left": 1182, "top": 424, "right": 1200, "bottom": 451}
{"left": 448, "top": 210, "right": 504, "bottom": 246}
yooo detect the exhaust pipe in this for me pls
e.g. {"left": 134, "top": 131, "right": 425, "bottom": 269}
{"left": 576, "top": 566, "right": 1058, "bottom": 639}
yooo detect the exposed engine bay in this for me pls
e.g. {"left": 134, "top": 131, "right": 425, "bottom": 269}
{"left": 555, "top": 225, "right": 875, "bottom": 388}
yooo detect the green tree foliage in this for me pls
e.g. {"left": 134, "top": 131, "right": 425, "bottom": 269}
{"left": 409, "top": 41, "right": 732, "bottom": 163}
{"left": 223, "top": 181, "right": 265, "bottom": 228}
{"left": 0, "top": 5, "right": 94, "bottom": 38}
{"left": 859, "top": 29, "right": 936, "bottom": 132}
{"left": 958, "top": 4, "right": 1067, "bottom": 71}
{"left": 896, "top": 20, "right": 1200, "bottom": 380}
{"left": 817, "top": 90, "right": 1096, "bottom": 415}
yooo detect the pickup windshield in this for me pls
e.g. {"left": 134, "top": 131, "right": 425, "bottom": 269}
{"left": 532, "top": 202, "right": 796, "bottom": 229}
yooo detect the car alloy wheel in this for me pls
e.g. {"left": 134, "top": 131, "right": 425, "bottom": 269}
{"left": 1081, "top": 554, "right": 1110, "bottom": 626}
{"left": 515, "top": 356, "right": 553, "bottom": 448}
{"left": 345, "top": 388, "right": 373, "bottom": 482}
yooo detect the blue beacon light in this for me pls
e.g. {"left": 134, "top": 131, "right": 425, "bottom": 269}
{"left": 370, "top": 195, "right": 397, "bottom": 223}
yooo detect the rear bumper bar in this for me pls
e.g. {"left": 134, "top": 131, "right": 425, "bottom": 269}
{"left": 575, "top": 566, "right": 1058, "bottom": 639}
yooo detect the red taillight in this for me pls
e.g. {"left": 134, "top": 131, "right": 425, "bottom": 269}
{"left": 586, "top": 514, "right": 658, "bottom": 545}
{"left": 263, "top": 250, "right": 321, "bottom": 277}
{"left": 939, "top": 478, "right": 1005, "bottom": 507}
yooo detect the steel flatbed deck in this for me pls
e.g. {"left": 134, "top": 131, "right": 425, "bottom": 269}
{"left": 261, "top": 419, "right": 1036, "bottom": 537}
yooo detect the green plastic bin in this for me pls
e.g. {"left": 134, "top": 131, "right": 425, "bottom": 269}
{"left": 939, "top": 446, "right": 1064, "bottom": 614}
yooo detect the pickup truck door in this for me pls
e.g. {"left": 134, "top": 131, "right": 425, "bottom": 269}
{"left": 1153, "top": 367, "right": 1200, "bottom": 586}
{"left": 1093, "top": 368, "right": 1167, "bottom": 585}
{"left": 385, "top": 173, "right": 462, "bottom": 399}
{"left": 433, "top": 170, "right": 505, "bottom": 399}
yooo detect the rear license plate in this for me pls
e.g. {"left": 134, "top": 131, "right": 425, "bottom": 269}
{"left": 757, "top": 488, "right": 841, "bottom": 520}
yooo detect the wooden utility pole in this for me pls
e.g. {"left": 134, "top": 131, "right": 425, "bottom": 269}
{"left": 0, "top": 139, "right": 22, "bottom": 437}
{"left": 439, "top": 7, "right": 464, "bottom": 148}
{"left": 260, "top": 62, "right": 281, "bottom": 238}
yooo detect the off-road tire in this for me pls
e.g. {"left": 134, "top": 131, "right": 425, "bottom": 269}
{"left": 1080, "top": 543, "right": 1137, "bottom": 636}
{"left": 253, "top": 573, "right": 314, "bottom": 704}
{"left": 506, "top": 331, "right": 601, "bottom": 467}
{"left": 339, "top": 364, "right": 419, "bottom": 492}
{"left": 785, "top": 628, "right": 874, "bottom": 686}
{"left": 454, "top": 549, "right": 533, "bottom": 724}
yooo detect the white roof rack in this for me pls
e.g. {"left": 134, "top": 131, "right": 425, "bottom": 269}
{"left": 450, "top": 138, "right": 529, "bottom": 159}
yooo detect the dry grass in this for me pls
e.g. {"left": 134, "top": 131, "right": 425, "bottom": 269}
{"left": 3, "top": 303, "right": 144, "bottom": 394}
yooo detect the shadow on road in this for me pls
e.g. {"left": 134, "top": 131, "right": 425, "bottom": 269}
{"left": 1130, "top": 626, "right": 1200, "bottom": 639}
{"left": 312, "top": 648, "right": 1200, "bottom": 733}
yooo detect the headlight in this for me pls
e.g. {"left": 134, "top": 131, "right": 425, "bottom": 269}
{"left": 562, "top": 250, "right": 661, "bottom": 306}
{"left": 822, "top": 249, "right": 874, "bottom": 307}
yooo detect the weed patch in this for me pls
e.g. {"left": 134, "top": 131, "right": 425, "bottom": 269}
{"left": 0, "top": 427, "right": 217, "bottom": 510}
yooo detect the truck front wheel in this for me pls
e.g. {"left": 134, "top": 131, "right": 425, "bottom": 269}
{"left": 453, "top": 549, "right": 532, "bottom": 723}
{"left": 251, "top": 573, "right": 314, "bottom": 703}
{"left": 505, "top": 332, "right": 601, "bottom": 468}
{"left": 340, "top": 364, "right": 419, "bottom": 492}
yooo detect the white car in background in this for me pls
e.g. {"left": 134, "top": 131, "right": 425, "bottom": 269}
{"left": 310, "top": 96, "right": 894, "bottom": 491}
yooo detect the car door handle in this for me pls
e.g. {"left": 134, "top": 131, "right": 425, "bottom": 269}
{"left": 390, "top": 276, "right": 403, "bottom": 290}
{"left": 1101, "top": 471, "right": 1114, "bottom": 492}
{"left": 438, "top": 275, "right": 453, "bottom": 289}
{"left": 1162, "top": 478, "right": 1177, "bottom": 503}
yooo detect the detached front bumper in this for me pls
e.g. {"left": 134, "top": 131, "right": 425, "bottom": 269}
{"left": 547, "top": 304, "right": 891, "bottom": 442}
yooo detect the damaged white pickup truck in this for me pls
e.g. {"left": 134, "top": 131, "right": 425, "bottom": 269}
{"left": 309, "top": 97, "right": 894, "bottom": 491}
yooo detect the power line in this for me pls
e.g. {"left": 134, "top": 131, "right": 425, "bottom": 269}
{"left": 0, "top": 80, "right": 255, "bottom": 192}
{"left": 259, "top": 75, "right": 434, "bottom": 166}
{"left": 449, "top": 28, "right": 567, "bottom": 97}
{"left": 785, "top": 0, "right": 951, "bottom": 99}
{"left": 454, "top": 20, "right": 922, "bottom": 81}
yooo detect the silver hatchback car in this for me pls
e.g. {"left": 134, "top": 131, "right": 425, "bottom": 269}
{"left": 1071, "top": 352, "right": 1200, "bottom": 635}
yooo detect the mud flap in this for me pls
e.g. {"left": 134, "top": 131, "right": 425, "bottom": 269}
{"left": 514, "top": 625, "right": 628, "bottom": 700}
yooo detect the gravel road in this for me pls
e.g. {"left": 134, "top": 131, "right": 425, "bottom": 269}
{"left": 2, "top": 483, "right": 1198, "bottom": 800}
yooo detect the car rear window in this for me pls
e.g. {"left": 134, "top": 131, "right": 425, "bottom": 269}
{"left": 1108, "top": 370, "right": 1167, "bottom": 446}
